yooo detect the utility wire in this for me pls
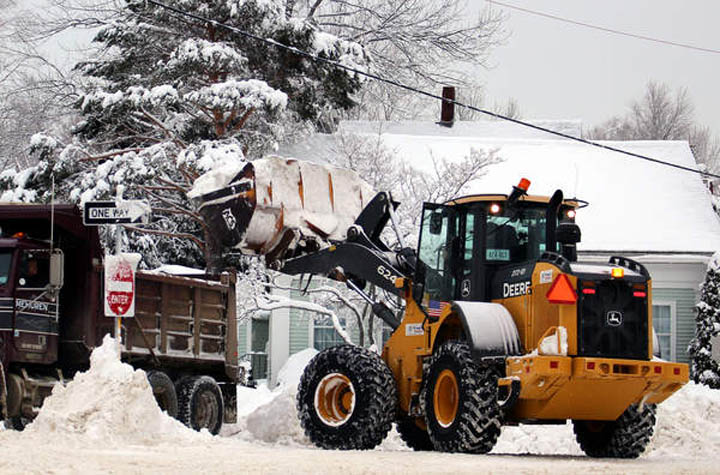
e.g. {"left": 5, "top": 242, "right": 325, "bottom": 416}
{"left": 144, "top": 0, "right": 720, "bottom": 180}
{"left": 488, "top": 0, "right": 720, "bottom": 55}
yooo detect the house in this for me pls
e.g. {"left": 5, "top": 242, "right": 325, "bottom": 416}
{"left": 239, "top": 116, "right": 720, "bottom": 384}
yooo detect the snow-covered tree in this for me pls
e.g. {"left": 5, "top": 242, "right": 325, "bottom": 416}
{"left": 324, "top": 128, "right": 500, "bottom": 246}
{"left": 688, "top": 251, "right": 720, "bottom": 388}
{"left": 0, "top": 0, "right": 367, "bottom": 271}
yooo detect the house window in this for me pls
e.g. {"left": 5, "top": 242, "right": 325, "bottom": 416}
{"left": 313, "top": 316, "right": 347, "bottom": 351}
{"left": 652, "top": 302, "right": 676, "bottom": 361}
{"left": 249, "top": 316, "right": 269, "bottom": 380}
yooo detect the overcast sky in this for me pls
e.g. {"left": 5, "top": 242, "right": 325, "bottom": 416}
{"left": 29, "top": 0, "right": 720, "bottom": 137}
{"left": 470, "top": 0, "right": 720, "bottom": 133}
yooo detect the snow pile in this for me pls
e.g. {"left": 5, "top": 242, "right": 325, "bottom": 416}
{"left": 240, "top": 348, "right": 318, "bottom": 446}
{"left": 493, "top": 423, "right": 582, "bottom": 456}
{"left": 648, "top": 382, "right": 720, "bottom": 457}
{"left": 25, "top": 335, "right": 203, "bottom": 445}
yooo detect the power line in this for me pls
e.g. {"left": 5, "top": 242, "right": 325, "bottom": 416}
{"left": 488, "top": 0, "right": 720, "bottom": 55}
{"left": 144, "top": 0, "right": 720, "bottom": 180}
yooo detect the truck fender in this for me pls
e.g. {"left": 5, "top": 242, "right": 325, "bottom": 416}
{"left": 450, "top": 301, "right": 522, "bottom": 359}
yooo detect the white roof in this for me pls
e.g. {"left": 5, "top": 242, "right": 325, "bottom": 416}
{"left": 281, "top": 120, "right": 720, "bottom": 254}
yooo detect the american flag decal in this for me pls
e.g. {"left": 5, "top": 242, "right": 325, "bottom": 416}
{"left": 427, "top": 300, "right": 449, "bottom": 318}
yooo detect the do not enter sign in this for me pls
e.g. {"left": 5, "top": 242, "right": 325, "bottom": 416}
{"left": 104, "top": 253, "right": 141, "bottom": 318}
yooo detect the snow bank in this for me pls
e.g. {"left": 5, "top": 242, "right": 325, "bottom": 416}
{"left": 235, "top": 351, "right": 720, "bottom": 459}
{"left": 25, "top": 335, "right": 204, "bottom": 445}
{"left": 648, "top": 382, "right": 720, "bottom": 457}
{"left": 240, "top": 348, "right": 318, "bottom": 446}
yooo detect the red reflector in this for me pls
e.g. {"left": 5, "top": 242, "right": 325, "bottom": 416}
{"left": 633, "top": 291, "right": 647, "bottom": 298}
{"left": 582, "top": 288, "right": 596, "bottom": 295}
{"left": 654, "top": 366, "right": 662, "bottom": 374}
{"left": 518, "top": 177, "right": 531, "bottom": 191}
{"left": 550, "top": 361, "right": 559, "bottom": 369}
{"left": 674, "top": 367, "right": 680, "bottom": 375}
{"left": 525, "top": 366, "right": 530, "bottom": 373}
{"left": 546, "top": 274, "right": 577, "bottom": 304}
{"left": 587, "top": 362, "right": 595, "bottom": 370}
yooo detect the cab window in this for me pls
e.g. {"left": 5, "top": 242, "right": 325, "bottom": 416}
{"left": 0, "top": 251, "right": 11, "bottom": 286}
{"left": 485, "top": 205, "right": 549, "bottom": 264}
{"left": 18, "top": 250, "right": 50, "bottom": 288}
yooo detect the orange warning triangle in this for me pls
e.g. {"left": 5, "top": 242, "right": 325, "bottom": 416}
{"left": 546, "top": 274, "right": 577, "bottom": 304}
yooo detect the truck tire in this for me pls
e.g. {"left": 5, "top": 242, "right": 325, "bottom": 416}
{"left": 423, "top": 340, "right": 502, "bottom": 454}
{"left": 4, "top": 416, "right": 28, "bottom": 431}
{"left": 573, "top": 403, "right": 657, "bottom": 458}
{"left": 175, "top": 375, "right": 224, "bottom": 435}
{"left": 147, "top": 370, "right": 178, "bottom": 418}
{"left": 296, "top": 345, "right": 396, "bottom": 450}
{"left": 396, "top": 417, "right": 433, "bottom": 451}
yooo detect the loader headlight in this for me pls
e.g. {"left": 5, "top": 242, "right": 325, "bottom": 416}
{"left": 489, "top": 203, "right": 501, "bottom": 215}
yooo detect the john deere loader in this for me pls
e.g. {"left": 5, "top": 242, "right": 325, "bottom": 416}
{"left": 193, "top": 157, "right": 688, "bottom": 458}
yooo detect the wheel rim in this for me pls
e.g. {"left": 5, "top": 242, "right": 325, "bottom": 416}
{"left": 433, "top": 369, "right": 459, "bottom": 428}
{"left": 314, "top": 373, "right": 356, "bottom": 426}
{"left": 194, "top": 390, "right": 219, "bottom": 430}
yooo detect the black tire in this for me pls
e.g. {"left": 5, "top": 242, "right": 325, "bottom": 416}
{"left": 396, "top": 417, "right": 433, "bottom": 451}
{"left": 147, "top": 370, "right": 178, "bottom": 418}
{"left": 573, "top": 404, "right": 657, "bottom": 458}
{"left": 423, "top": 340, "right": 502, "bottom": 454}
{"left": 4, "top": 416, "right": 28, "bottom": 431}
{"left": 296, "top": 345, "right": 397, "bottom": 450}
{"left": 176, "top": 375, "right": 224, "bottom": 435}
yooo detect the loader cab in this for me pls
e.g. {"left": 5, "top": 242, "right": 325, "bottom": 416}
{"left": 415, "top": 185, "right": 580, "bottom": 305}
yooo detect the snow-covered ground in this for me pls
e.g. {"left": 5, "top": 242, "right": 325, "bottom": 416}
{"left": 1, "top": 339, "right": 718, "bottom": 474}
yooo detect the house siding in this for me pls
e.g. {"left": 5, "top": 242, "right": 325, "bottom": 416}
{"left": 654, "top": 287, "right": 697, "bottom": 364}
{"left": 289, "top": 308, "right": 311, "bottom": 355}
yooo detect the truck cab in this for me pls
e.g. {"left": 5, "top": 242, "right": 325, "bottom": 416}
{"left": 0, "top": 236, "right": 61, "bottom": 368}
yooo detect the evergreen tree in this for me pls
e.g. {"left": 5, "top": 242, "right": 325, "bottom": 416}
{"left": 0, "top": 0, "right": 366, "bottom": 270}
{"left": 688, "top": 251, "right": 720, "bottom": 388}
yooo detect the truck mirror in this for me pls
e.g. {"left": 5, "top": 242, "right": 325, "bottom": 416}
{"left": 49, "top": 249, "right": 64, "bottom": 289}
{"left": 429, "top": 212, "right": 443, "bottom": 235}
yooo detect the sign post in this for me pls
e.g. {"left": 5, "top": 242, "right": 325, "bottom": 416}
{"left": 83, "top": 194, "right": 150, "bottom": 348}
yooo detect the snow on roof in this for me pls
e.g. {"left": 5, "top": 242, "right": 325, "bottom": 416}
{"left": 340, "top": 119, "right": 584, "bottom": 139}
{"left": 282, "top": 120, "right": 720, "bottom": 254}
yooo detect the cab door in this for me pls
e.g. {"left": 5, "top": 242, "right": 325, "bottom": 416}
{"left": 13, "top": 249, "right": 58, "bottom": 364}
{"left": 415, "top": 204, "right": 460, "bottom": 310}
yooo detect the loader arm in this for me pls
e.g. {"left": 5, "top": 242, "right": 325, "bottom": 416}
{"left": 280, "top": 242, "right": 406, "bottom": 297}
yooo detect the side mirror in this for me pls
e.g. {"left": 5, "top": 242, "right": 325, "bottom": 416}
{"left": 556, "top": 221, "right": 581, "bottom": 245}
{"left": 49, "top": 249, "right": 64, "bottom": 289}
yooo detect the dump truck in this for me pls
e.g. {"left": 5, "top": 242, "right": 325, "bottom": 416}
{"left": 194, "top": 157, "right": 688, "bottom": 458}
{"left": 0, "top": 204, "right": 238, "bottom": 434}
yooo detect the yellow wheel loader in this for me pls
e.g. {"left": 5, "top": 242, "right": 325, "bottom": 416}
{"left": 193, "top": 158, "right": 688, "bottom": 458}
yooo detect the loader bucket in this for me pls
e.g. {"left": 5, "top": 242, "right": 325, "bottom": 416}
{"left": 189, "top": 156, "right": 375, "bottom": 262}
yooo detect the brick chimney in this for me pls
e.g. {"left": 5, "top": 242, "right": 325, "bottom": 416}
{"left": 439, "top": 86, "right": 455, "bottom": 127}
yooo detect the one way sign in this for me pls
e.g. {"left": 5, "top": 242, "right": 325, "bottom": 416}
{"left": 83, "top": 200, "right": 151, "bottom": 225}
